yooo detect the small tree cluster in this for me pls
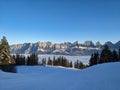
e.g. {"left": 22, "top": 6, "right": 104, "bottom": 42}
{"left": 13, "top": 54, "right": 26, "bottom": 65}
{"left": 26, "top": 54, "right": 38, "bottom": 65}
{"left": 13, "top": 54, "right": 38, "bottom": 65}
{"left": 42, "top": 56, "right": 73, "bottom": 68}
{"left": 74, "top": 60, "right": 86, "bottom": 69}
{"left": 89, "top": 52, "right": 99, "bottom": 66}
{"left": 89, "top": 44, "right": 120, "bottom": 66}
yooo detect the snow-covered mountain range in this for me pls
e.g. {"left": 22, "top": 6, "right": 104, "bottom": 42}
{"left": 10, "top": 41, "right": 120, "bottom": 55}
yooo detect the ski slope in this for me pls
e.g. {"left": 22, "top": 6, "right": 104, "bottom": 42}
{"left": 0, "top": 62, "right": 120, "bottom": 90}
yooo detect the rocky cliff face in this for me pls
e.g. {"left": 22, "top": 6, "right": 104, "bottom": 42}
{"left": 10, "top": 41, "right": 120, "bottom": 55}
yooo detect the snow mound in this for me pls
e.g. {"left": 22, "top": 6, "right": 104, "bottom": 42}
{"left": 0, "top": 62, "right": 120, "bottom": 90}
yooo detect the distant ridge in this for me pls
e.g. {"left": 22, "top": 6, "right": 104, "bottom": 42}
{"left": 10, "top": 41, "right": 120, "bottom": 55}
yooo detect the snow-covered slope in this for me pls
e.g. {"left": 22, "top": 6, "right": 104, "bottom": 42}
{"left": 0, "top": 62, "right": 120, "bottom": 90}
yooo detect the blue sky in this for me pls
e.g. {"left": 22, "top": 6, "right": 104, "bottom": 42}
{"left": 0, "top": 0, "right": 120, "bottom": 45}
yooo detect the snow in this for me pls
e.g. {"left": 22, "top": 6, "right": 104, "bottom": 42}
{"left": 52, "top": 49, "right": 69, "bottom": 54}
{"left": 38, "top": 48, "right": 45, "bottom": 52}
{"left": 0, "top": 62, "right": 120, "bottom": 90}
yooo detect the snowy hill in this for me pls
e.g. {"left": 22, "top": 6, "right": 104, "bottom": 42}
{"left": 0, "top": 62, "right": 120, "bottom": 90}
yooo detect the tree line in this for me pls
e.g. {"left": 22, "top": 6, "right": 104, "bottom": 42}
{"left": 42, "top": 56, "right": 87, "bottom": 69}
{"left": 42, "top": 56, "right": 73, "bottom": 68}
{"left": 89, "top": 44, "right": 120, "bottom": 66}
{"left": 12, "top": 54, "right": 38, "bottom": 65}
{"left": 12, "top": 54, "right": 87, "bottom": 69}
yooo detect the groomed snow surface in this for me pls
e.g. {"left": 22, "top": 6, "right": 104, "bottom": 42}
{"left": 0, "top": 62, "right": 120, "bottom": 90}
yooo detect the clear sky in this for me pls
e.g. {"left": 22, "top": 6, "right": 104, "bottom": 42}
{"left": 0, "top": 0, "right": 120, "bottom": 45}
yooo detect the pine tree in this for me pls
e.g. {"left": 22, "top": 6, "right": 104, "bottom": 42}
{"left": 93, "top": 52, "right": 99, "bottom": 65}
{"left": 74, "top": 60, "right": 79, "bottom": 68}
{"left": 34, "top": 54, "right": 38, "bottom": 65}
{"left": 119, "top": 48, "right": 120, "bottom": 61}
{"left": 47, "top": 57, "right": 52, "bottom": 65}
{"left": 99, "top": 44, "right": 112, "bottom": 63}
{"left": 53, "top": 56, "right": 55, "bottom": 66}
{"left": 66, "top": 60, "right": 70, "bottom": 67}
{"left": 0, "top": 36, "right": 15, "bottom": 65}
{"left": 42, "top": 58, "right": 46, "bottom": 66}
{"left": 89, "top": 54, "right": 94, "bottom": 66}
{"left": 112, "top": 50, "right": 118, "bottom": 62}
{"left": 78, "top": 61, "right": 84, "bottom": 69}
{"left": 0, "top": 36, "right": 16, "bottom": 72}
{"left": 26, "top": 56, "right": 30, "bottom": 65}
{"left": 15, "top": 54, "right": 20, "bottom": 65}
{"left": 70, "top": 61, "right": 73, "bottom": 68}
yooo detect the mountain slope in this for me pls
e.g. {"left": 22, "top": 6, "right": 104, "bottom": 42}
{"left": 0, "top": 62, "right": 120, "bottom": 90}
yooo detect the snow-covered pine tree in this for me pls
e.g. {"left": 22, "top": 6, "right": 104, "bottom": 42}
{"left": 0, "top": 36, "right": 15, "bottom": 65}
{"left": 0, "top": 36, "right": 16, "bottom": 72}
